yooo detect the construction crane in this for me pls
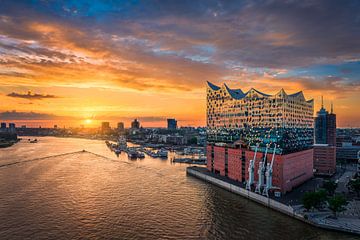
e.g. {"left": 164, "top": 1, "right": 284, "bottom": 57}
{"left": 255, "top": 143, "right": 269, "bottom": 194}
{"left": 262, "top": 144, "right": 277, "bottom": 197}
{"left": 246, "top": 143, "right": 259, "bottom": 191}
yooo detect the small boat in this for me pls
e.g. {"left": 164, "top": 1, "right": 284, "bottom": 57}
{"left": 157, "top": 149, "right": 168, "bottom": 158}
{"left": 127, "top": 150, "right": 137, "bottom": 159}
{"left": 137, "top": 152, "right": 145, "bottom": 158}
{"left": 30, "top": 139, "right": 38, "bottom": 143}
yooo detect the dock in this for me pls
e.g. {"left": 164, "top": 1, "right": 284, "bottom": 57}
{"left": 172, "top": 157, "right": 206, "bottom": 165}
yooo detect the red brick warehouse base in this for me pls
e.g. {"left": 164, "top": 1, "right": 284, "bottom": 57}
{"left": 207, "top": 144, "right": 314, "bottom": 194}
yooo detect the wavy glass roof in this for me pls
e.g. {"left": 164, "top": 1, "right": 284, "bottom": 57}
{"left": 207, "top": 81, "right": 313, "bottom": 102}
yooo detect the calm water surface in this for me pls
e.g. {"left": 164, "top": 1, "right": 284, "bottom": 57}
{"left": 0, "top": 137, "right": 357, "bottom": 239}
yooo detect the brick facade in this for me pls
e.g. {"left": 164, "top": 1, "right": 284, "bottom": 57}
{"left": 207, "top": 144, "right": 314, "bottom": 194}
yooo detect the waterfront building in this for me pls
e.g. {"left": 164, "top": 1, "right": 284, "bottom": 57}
{"left": 0, "top": 123, "right": 6, "bottom": 132}
{"left": 101, "top": 122, "right": 111, "bottom": 134}
{"left": 117, "top": 122, "right": 125, "bottom": 131}
{"left": 0, "top": 122, "right": 17, "bottom": 141}
{"left": 206, "top": 81, "right": 314, "bottom": 194}
{"left": 9, "top": 123, "right": 16, "bottom": 133}
{"left": 167, "top": 118, "right": 177, "bottom": 130}
{"left": 131, "top": 119, "right": 140, "bottom": 129}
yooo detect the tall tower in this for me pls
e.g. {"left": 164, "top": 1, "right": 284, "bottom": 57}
{"left": 326, "top": 102, "right": 336, "bottom": 146}
{"left": 314, "top": 98, "right": 336, "bottom": 146}
{"left": 315, "top": 97, "right": 328, "bottom": 144}
{"left": 313, "top": 98, "right": 337, "bottom": 175}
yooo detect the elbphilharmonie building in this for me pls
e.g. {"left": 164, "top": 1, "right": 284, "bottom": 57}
{"left": 206, "top": 81, "right": 315, "bottom": 194}
{"left": 206, "top": 81, "right": 314, "bottom": 154}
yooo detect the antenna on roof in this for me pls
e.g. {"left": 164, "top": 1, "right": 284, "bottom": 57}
{"left": 321, "top": 95, "right": 324, "bottom": 109}
{"left": 331, "top": 101, "right": 333, "bottom": 114}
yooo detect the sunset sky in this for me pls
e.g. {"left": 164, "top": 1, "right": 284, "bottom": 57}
{"left": 0, "top": 0, "right": 359, "bottom": 128}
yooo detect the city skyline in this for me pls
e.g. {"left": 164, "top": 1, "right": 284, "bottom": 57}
{"left": 1, "top": 1, "right": 360, "bottom": 127}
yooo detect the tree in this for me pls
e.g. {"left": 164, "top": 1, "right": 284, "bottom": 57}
{"left": 348, "top": 178, "right": 360, "bottom": 197}
{"left": 322, "top": 180, "right": 337, "bottom": 196}
{"left": 303, "top": 192, "right": 316, "bottom": 211}
{"left": 328, "top": 195, "right": 348, "bottom": 218}
{"left": 314, "top": 189, "right": 327, "bottom": 209}
{"left": 302, "top": 190, "right": 327, "bottom": 211}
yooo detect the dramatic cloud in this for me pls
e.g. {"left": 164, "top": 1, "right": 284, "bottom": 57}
{"left": 1, "top": 0, "right": 359, "bottom": 90}
{"left": 0, "top": 0, "right": 359, "bottom": 126}
{"left": 0, "top": 111, "right": 63, "bottom": 120}
{"left": 7, "top": 91, "right": 58, "bottom": 100}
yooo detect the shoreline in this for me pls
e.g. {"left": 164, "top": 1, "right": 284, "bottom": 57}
{"left": 0, "top": 139, "right": 20, "bottom": 148}
{"left": 187, "top": 166, "right": 360, "bottom": 236}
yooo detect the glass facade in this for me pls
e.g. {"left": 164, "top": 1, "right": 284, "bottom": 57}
{"left": 206, "top": 82, "right": 314, "bottom": 154}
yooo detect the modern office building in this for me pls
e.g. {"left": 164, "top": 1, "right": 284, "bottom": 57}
{"left": 336, "top": 142, "right": 360, "bottom": 163}
{"left": 314, "top": 98, "right": 336, "bottom": 146}
{"left": 117, "top": 122, "right": 125, "bottom": 131}
{"left": 101, "top": 122, "right": 111, "bottom": 134}
{"left": 206, "top": 81, "right": 314, "bottom": 194}
{"left": 313, "top": 99, "right": 337, "bottom": 175}
{"left": 9, "top": 123, "right": 16, "bottom": 133}
{"left": 167, "top": 118, "right": 177, "bottom": 130}
{"left": 0, "top": 123, "right": 6, "bottom": 132}
{"left": 0, "top": 122, "right": 17, "bottom": 141}
{"left": 131, "top": 119, "right": 140, "bottom": 129}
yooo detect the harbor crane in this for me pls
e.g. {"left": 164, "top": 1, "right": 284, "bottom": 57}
{"left": 246, "top": 143, "right": 259, "bottom": 191}
{"left": 255, "top": 144, "right": 269, "bottom": 194}
{"left": 262, "top": 144, "right": 277, "bottom": 197}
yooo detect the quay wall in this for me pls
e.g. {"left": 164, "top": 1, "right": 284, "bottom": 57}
{"left": 186, "top": 167, "right": 296, "bottom": 217}
{"left": 186, "top": 167, "right": 360, "bottom": 236}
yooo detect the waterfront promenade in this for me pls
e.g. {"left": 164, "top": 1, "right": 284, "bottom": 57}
{"left": 187, "top": 166, "right": 360, "bottom": 236}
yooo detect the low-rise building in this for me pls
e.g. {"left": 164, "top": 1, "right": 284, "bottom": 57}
{"left": 313, "top": 144, "right": 336, "bottom": 176}
{"left": 337, "top": 142, "right": 360, "bottom": 163}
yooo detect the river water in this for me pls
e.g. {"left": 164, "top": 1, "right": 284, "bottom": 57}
{"left": 0, "top": 137, "right": 356, "bottom": 239}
